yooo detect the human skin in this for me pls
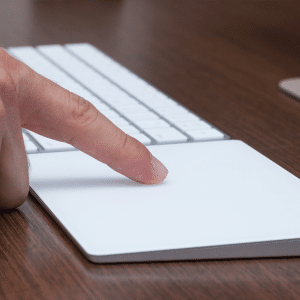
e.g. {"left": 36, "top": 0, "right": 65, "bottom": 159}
{"left": 0, "top": 47, "right": 168, "bottom": 209}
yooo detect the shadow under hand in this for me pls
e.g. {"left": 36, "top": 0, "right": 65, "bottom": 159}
{"left": 29, "top": 176, "right": 153, "bottom": 190}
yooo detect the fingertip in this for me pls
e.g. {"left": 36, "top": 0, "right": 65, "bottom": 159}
{"left": 150, "top": 154, "right": 169, "bottom": 184}
{"left": 128, "top": 153, "right": 169, "bottom": 185}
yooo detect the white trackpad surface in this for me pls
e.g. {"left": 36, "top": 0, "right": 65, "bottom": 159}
{"left": 28, "top": 140, "right": 300, "bottom": 258}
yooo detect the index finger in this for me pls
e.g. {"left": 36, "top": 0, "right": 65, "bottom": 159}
{"left": 9, "top": 49, "right": 168, "bottom": 184}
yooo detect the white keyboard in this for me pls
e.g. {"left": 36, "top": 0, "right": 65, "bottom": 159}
{"left": 7, "top": 43, "right": 229, "bottom": 153}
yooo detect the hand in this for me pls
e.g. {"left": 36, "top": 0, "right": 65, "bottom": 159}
{"left": 0, "top": 47, "right": 168, "bottom": 209}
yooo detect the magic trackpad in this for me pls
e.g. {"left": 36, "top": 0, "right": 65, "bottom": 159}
{"left": 28, "top": 141, "right": 300, "bottom": 262}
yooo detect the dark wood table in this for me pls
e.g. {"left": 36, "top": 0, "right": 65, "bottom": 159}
{"left": 1, "top": 0, "right": 300, "bottom": 298}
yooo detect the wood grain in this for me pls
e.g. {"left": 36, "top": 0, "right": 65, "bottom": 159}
{"left": 1, "top": 0, "right": 300, "bottom": 299}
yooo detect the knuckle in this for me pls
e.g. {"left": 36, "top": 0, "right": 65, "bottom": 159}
{"left": 66, "top": 92, "right": 100, "bottom": 145}
{"left": 69, "top": 93, "right": 99, "bottom": 126}
{"left": 0, "top": 67, "right": 17, "bottom": 101}
{"left": 0, "top": 48, "right": 28, "bottom": 100}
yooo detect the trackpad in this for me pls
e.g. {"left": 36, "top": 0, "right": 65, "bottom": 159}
{"left": 28, "top": 140, "right": 300, "bottom": 262}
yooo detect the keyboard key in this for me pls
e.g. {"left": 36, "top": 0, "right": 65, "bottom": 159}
{"left": 22, "top": 132, "right": 30, "bottom": 141}
{"left": 176, "top": 120, "right": 212, "bottom": 131}
{"left": 101, "top": 110, "right": 120, "bottom": 119}
{"left": 24, "top": 140, "right": 39, "bottom": 152}
{"left": 86, "top": 96, "right": 111, "bottom": 111}
{"left": 139, "top": 92, "right": 178, "bottom": 107}
{"left": 104, "top": 92, "right": 138, "bottom": 106}
{"left": 142, "top": 98, "right": 179, "bottom": 109}
{"left": 110, "top": 99, "right": 141, "bottom": 109}
{"left": 144, "top": 127, "right": 188, "bottom": 143}
{"left": 130, "top": 133, "right": 152, "bottom": 145}
{"left": 118, "top": 125, "right": 140, "bottom": 135}
{"left": 110, "top": 117, "right": 130, "bottom": 127}
{"left": 123, "top": 112, "right": 159, "bottom": 121}
{"left": 164, "top": 113, "right": 200, "bottom": 123}
{"left": 154, "top": 106, "right": 189, "bottom": 115}
{"left": 186, "top": 129, "right": 224, "bottom": 141}
{"left": 66, "top": 43, "right": 116, "bottom": 76}
{"left": 27, "top": 131, "right": 76, "bottom": 151}
{"left": 133, "top": 119, "right": 170, "bottom": 129}
{"left": 97, "top": 94, "right": 139, "bottom": 109}
{"left": 113, "top": 104, "right": 149, "bottom": 114}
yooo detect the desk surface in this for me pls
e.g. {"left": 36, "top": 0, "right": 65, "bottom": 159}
{"left": 1, "top": 0, "right": 300, "bottom": 299}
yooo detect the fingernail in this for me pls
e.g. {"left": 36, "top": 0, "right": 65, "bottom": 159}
{"left": 150, "top": 154, "right": 168, "bottom": 182}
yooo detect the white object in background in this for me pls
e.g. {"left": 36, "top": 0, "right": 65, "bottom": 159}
{"left": 279, "top": 77, "right": 300, "bottom": 100}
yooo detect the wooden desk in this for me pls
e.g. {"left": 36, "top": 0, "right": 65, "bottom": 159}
{"left": 1, "top": 0, "right": 300, "bottom": 298}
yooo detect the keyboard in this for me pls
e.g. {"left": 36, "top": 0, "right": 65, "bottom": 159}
{"left": 7, "top": 43, "right": 229, "bottom": 154}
